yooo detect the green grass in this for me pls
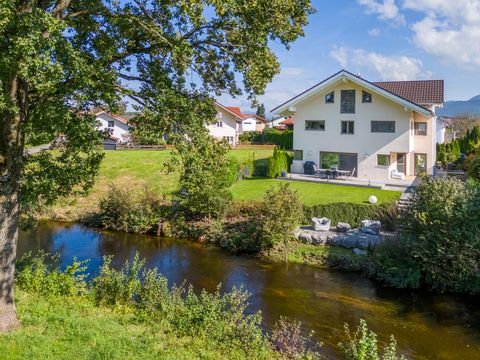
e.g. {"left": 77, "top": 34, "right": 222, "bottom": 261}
{"left": 49, "top": 148, "right": 400, "bottom": 220}
{"left": 231, "top": 178, "right": 401, "bottom": 206}
{"left": 0, "top": 291, "right": 275, "bottom": 360}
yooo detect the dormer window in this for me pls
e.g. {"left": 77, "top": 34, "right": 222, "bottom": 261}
{"left": 362, "top": 91, "right": 372, "bottom": 103}
{"left": 325, "top": 91, "right": 334, "bottom": 103}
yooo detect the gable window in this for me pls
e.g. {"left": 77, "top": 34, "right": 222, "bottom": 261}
{"left": 107, "top": 120, "right": 115, "bottom": 128}
{"left": 325, "top": 91, "right": 334, "bottom": 103}
{"left": 371, "top": 121, "right": 395, "bottom": 133}
{"left": 377, "top": 154, "right": 390, "bottom": 167}
{"left": 216, "top": 112, "right": 223, "bottom": 119}
{"left": 414, "top": 122, "right": 427, "bottom": 136}
{"left": 341, "top": 121, "right": 354, "bottom": 134}
{"left": 216, "top": 121, "right": 223, "bottom": 128}
{"left": 341, "top": 90, "right": 355, "bottom": 113}
{"left": 293, "top": 150, "right": 303, "bottom": 161}
{"left": 305, "top": 120, "right": 325, "bottom": 131}
{"left": 362, "top": 91, "right": 372, "bottom": 103}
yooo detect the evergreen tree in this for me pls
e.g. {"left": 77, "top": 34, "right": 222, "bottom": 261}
{"left": 256, "top": 103, "right": 266, "bottom": 118}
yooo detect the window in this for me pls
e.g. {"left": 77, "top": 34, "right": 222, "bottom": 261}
{"left": 377, "top": 154, "right": 390, "bottom": 167}
{"left": 244, "top": 121, "right": 252, "bottom": 125}
{"left": 305, "top": 120, "right": 325, "bottom": 131}
{"left": 216, "top": 112, "right": 223, "bottom": 119}
{"left": 341, "top": 121, "right": 354, "bottom": 134}
{"left": 415, "top": 153, "right": 427, "bottom": 175}
{"left": 371, "top": 121, "right": 395, "bottom": 133}
{"left": 223, "top": 136, "right": 234, "bottom": 144}
{"left": 293, "top": 150, "right": 303, "bottom": 161}
{"left": 362, "top": 91, "right": 372, "bottom": 103}
{"left": 341, "top": 90, "right": 355, "bottom": 113}
{"left": 216, "top": 121, "right": 223, "bottom": 127}
{"left": 325, "top": 91, "right": 334, "bottom": 103}
{"left": 107, "top": 120, "right": 114, "bottom": 128}
{"left": 414, "top": 122, "right": 427, "bottom": 136}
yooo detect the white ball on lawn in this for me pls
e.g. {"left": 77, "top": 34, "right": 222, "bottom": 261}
{"left": 368, "top": 195, "right": 378, "bottom": 204}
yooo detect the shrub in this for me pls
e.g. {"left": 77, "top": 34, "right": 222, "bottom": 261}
{"left": 467, "top": 156, "right": 480, "bottom": 181}
{"left": 271, "top": 316, "right": 322, "bottom": 359}
{"left": 304, "top": 202, "right": 398, "bottom": 231}
{"left": 16, "top": 252, "right": 88, "bottom": 297}
{"left": 259, "top": 184, "right": 304, "bottom": 251}
{"left": 239, "top": 154, "right": 255, "bottom": 178}
{"left": 98, "top": 185, "right": 165, "bottom": 234}
{"left": 400, "top": 177, "right": 480, "bottom": 293}
{"left": 262, "top": 128, "right": 293, "bottom": 149}
{"left": 224, "top": 156, "right": 241, "bottom": 185}
{"left": 339, "top": 319, "right": 406, "bottom": 360}
{"left": 267, "top": 148, "right": 291, "bottom": 178}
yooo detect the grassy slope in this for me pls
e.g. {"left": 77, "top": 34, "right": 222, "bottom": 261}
{"left": 0, "top": 291, "right": 274, "bottom": 360}
{"left": 50, "top": 149, "right": 401, "bottom": 220}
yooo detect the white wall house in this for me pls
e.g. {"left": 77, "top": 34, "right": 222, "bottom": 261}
{"left": 206, "top": 103, "right": 243, "bottom": 145}
{"left": 272, "top": 70, "right": 444, "bottom": 182}
{"left": 95, "top": 110, "right": 130, "bottom": 143}
{"left": 240, "top": 114, "right": 267, "bottom": 132}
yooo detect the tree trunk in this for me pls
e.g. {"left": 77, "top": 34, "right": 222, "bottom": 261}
{"left": 0, "top": 76, "right": 27, "bottom": 332}
{"left": 0, "top": 192, "right": 20, "bottom": 332}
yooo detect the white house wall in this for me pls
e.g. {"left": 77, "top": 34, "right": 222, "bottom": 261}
{"left": 96, "top": 113, "right": 130, "bottom": 142}
{"left": 290, "top": 81, "right": 435, "bottom": 181}
{"left": 240, "top": 117, "right": 257, "bottom": 132}
{"left": 206, "top": 105, "right": 239, "bottom": 144}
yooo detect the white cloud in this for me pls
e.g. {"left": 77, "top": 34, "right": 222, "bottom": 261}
{"left": 357, "top": 0, "right": 405, "bottom": 25}
{"left": 368, "top": 28, "right": 381, "bottom": 36}
{"left": 402, "top": 0, "right": 480, "bottom": 67}
{"left": 281, "top": 67, "right": 305, "bottom": 77}
{"left": 330, "top": 46, "right": 348, "bottom": 68}
{"left": 330, "top": 46, "right": 432, "bottom": 80}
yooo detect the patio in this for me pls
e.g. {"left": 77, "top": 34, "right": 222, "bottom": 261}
{"left": 281, "top": 173, "right": 418, "bottom": 191}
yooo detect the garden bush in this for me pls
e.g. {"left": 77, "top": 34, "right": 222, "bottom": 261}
{"left": 467, "top": 155, "right": 480, "bottom": 181}
{"left": 304, "top": 202, "right": 398, "bottom": 231}
{"left": 267, "top": 148, "right": 291, "bottom": 178}
{"left": 98, "top": 185, "right": 166, "bottom": 234}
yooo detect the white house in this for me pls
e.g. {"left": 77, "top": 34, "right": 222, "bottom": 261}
{"left": 206, "top": 103, "right": 244, "bottom": 145}
{"left": 240, "top": 114, "right": 267, "bottom": 132}
{"left": 94, "top": 109, "right": 130, "bottom": 144}
{"left": 272, "top": 70, "right": 444, "bottom": 182}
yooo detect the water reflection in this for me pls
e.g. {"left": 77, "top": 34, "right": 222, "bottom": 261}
{"left": 18, "top": 222, "right": 480, "bottom": 359}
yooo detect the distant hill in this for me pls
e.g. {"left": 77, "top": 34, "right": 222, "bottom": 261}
{"left": 437, "top": 95, "right": 480, "bottom": 117}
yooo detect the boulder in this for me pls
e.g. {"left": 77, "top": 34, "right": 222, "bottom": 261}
{"left": 360, "top": 220, "right": 381, "bottom": 235}
{"left": 311, "top": 217, "right": 331, "bottom": 231}
{"left": 336, "top": 222, "right": 351, "bottom": 233}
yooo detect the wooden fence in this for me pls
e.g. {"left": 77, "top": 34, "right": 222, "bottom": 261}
{"left": 115, "top": 144, "right": 167, "bottom": 151}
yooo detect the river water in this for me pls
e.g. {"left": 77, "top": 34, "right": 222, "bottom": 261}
{"left": 18, "top": 222, "right": 480, "bottom": 359}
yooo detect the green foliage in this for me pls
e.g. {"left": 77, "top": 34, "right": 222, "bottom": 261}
{"left": 339, "top": 319, "right": 406, "bottom": 360}
{"left": 437, "top": 126, "right": 480, "bottom": 167}
{"left": 267, "top": 147, "right": 291, "bottom": 178}
{"left": 98, "top": 185, "right": 165, "bottom": 234}
{"left": 16, "top": 252, "right": 88, "bottom": 297}
{"left": 129, "top": 115, "right": 167, "bottom": 145}
{"left": 93, "top": 253, "right": 145, "bottom": 306}
{"left": 262, "top": 128, "right": 294, "bottom": 149}
{"left": 271, "top": 316, "right": 322, "bottom": 359}
{"left": 239, "top": 153, "right": 255, "bottom": 178}
{"left": 259, "top": 184, "right": 304, "bottom": 250}
{"left": 239, "top": 131, "right": 262, "bottom": 143}
{"left": 467, "top": 156, "right": 480, "bottom": 181}
{"left": 403, "top": 177, "right": 480, "bottom": 293}
{"left": 256, "top": 103, "right": 266, "bottom": 118}
{"left": 304, "top": 203, "right": 398, "bottom": 231}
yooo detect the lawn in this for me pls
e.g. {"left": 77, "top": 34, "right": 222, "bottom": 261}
{"left": 0, "top": 291, "right": 274, "bottom": 360}
{"left": 49, "top": 148, "right": 401, "bottom": 220}
{"left": 231, "top": 178, "right": 401, "bottom": 206}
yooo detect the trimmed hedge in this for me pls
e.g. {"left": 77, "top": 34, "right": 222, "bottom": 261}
{"left": 303, "top": 202, "right": 398, "bottom": 231}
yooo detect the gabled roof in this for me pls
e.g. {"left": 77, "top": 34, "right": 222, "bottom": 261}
{"left": 241, "top": 113, "right": 268, "bottom": 123}
{"left": 373, "top": 80, "right": 444, "bottom": 105}
{"left": 271, "top": 70, "right": 438, "bottom": 117}
{"left": 225, "top": 106, "right": 242, "bottom": 117}
{"left": 94, "top": 109, "right": 129, "bottom": 125}
{"left": 215, "top": 102, "right": 244, "bottom": 121}
{"left": 280, "top": 117, "right": 295, "bottom": 125}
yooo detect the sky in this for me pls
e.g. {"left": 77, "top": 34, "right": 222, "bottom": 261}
{"left": 217, "top": 0, "right": 480, "bottom": 116}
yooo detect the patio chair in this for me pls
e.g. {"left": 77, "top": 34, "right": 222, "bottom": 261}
{"left": 390, "top": 169, "right": 405, "bottom": 180}
{"left": 348, "top": 167, "right": 356, "bottom": 179}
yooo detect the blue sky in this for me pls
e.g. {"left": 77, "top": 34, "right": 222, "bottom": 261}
{"left": 218, "top": 0, "right": 480, "bottom": 115}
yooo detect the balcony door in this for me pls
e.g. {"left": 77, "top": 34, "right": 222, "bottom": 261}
{"left": 396, "top": 153, "right": 406, "bottom": 174}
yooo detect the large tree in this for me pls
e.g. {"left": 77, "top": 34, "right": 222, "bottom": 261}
{"left": 0, "top": 0, "right": 314, "bottom": 331}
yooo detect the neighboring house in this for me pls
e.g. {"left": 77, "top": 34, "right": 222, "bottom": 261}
{"left": 206, "top": 103, "right": 244, "bottom": 145}
{"left": 279, "top": 117, "right": 294, "bottom": 130}
{"left": 206, "top": 103, "right": 268, "bottom": 145}
{"left": 94, "top": 109, "right": 130, "bottom": 149}
{"left": 268, "top": 115, "right": 291, "bottom": 128}
{"left": 271, "top": 70, "right": 444, "bottom": 182}
{"left": 240, "top": 114, "right": 267, "bottom": 132}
